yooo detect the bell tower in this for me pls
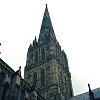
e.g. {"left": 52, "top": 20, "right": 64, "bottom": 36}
{"left": 24, "top": 4, "right": 73, "bottom": 100}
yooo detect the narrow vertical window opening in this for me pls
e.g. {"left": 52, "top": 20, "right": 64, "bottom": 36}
{"left": 41, "top": 69, "right": 45, "bottom": 86}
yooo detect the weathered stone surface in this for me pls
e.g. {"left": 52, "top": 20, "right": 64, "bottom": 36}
{"left": 0, "top": 4, "right": 73, "bottom": 100}
{"left": 0, "top": 58, "right": 45, "bottom": 100}
{"left": 24, "top": 4, "right": 73, "bottom": 100}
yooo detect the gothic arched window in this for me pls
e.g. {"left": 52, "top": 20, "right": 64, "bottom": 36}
{"left": 35, "top": 51, "right": 38, "bottom": 63}
{"left": 1, "top": 81, "right": 9, "bottom": 100}
{"left": 41, "top": 69, "right": 45, "bottom": 86}
{"left": 33, "top": 72, "right": 37, "bottom": 86}
{"left": 46, "top": 66, "right": 50, "bottom": 84}
{"left": 46, "top": 45, "right": 50, "bottom": 58}
{"left": 0, "top": 72, "right": 5, "bottom": 91}
{"left": 21, "top": 90, "right": 25, "bottom": 100}
{"left": 41, "top": 48, "right": 45, "bottom": 60}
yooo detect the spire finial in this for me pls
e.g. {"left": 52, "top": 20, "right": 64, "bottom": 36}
{"left": 88, "top": 83, "right": 90, "bottom": 87}
{"left": 46, "top": 4, "right": 47, "bottom": 8}
{"left": 88, "top": 83, "right": 92, "bottom": 91}
{"left": 18, "top": 66, "right": 21, "bottom": 76}
{"left": 88, "top": 83, "right": 95, "bottom": 99}
{"left": 0, "top": 43, "right": 1, "bottom": 54}
{"left": 19, "top": 66, "right": 21, "bottom": 70}
{"left": 35, "top": 36, "right": 37, "bottom": 42}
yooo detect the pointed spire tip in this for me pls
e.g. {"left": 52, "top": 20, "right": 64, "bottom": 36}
{"left": 46, "top": 4, "right": 47, "bottom": 7}
{"left": 35, "top": 36, "right": 37, "bottom": 42}
{"left": 19, "top": 66, "right": 21, "bottom": 70}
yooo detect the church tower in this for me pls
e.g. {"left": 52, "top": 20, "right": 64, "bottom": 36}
{"left": 24, "top": 4, "right": 73, "bottom": 100}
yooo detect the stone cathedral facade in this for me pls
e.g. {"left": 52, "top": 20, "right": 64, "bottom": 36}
{"left": 0, "top": 4, "right": 74, "bottom": 100}
{"left": 24, "top": 4, "right": 73, "bottom": 100}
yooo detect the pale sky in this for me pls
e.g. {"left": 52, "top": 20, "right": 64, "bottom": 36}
{"left": 0, "top": 0, "right": 100, "bottom": 96}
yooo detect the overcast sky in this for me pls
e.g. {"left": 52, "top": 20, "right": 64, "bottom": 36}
{"left": 0, "top": 0, "right": 100, "bottom": 96}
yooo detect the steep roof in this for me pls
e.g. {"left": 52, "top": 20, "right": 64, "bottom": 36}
{"left": 68, "top": 87, "right": 100, "bottom": 100}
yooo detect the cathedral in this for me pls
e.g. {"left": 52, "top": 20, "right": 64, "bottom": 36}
{"left": 24, "top": 4, "right": 73, "bottom": 100}
{"left": 0, "top": 4, "right": 73, "bottom": 100}
{"left": 0, "top": 4, "right": 100, "bottom": 100}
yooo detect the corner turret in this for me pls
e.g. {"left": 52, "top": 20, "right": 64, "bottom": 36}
{"left": 28, "top": 36, "right": 38, "bottom": 52}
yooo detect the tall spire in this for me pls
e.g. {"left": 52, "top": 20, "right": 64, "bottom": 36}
{"left": 38, "top": 4, "right": 56, "bottom": 44}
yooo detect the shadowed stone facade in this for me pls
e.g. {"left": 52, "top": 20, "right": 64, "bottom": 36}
{"left": 0, "top": 58, "right": 45, "bottom": 100}
{"left": 0, "top": 4, "right": 74, "bottom": 100}
{"left": 24, "top": 4, "right": 73, "bottom": 100}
